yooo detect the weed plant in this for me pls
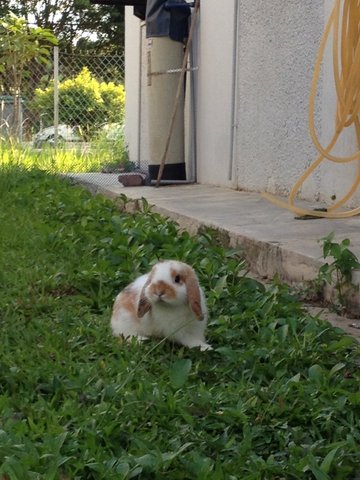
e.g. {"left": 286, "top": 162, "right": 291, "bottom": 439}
{"left": 317, "top": 233, "right": 360, "bottom": 312}
{"left": 0, "top": 165, "right": 360, "bottom": 479}
{"left": 0, "top": 135, "right": 128, "bottom": 174}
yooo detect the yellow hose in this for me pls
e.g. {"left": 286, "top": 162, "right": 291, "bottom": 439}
{"left": 263, "top": 0, "right": 360, "bottom": 218}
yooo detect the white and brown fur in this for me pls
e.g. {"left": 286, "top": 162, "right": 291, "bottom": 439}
{"left": 111, "top": 260, "right": 211, "bottom": 350}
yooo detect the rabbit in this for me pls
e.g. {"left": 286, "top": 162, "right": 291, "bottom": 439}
{"left": 111, "top": 260, "right": 212, "bottom": 351}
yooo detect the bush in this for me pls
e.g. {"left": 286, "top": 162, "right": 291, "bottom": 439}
{"left": 33, "top": 67, "right": 125, "bottom": 139}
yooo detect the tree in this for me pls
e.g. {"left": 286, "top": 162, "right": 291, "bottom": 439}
{"left": 33, "top": 67, "right": 125, "bottom": 138}
{"left": 0, "top": 0, "right": 125, "bottom": 53}
{"left": 0, "top": 13, "right": 57, "bottom": 138}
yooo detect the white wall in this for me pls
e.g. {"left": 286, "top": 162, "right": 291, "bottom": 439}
{"left": 124, "top": 8, "right": 140, "bottom": 165}
{"left": 315, "top": 0, "right": 360, "bottom": 207}
{"left": 195, "top": 0, "right": 237, "bottom": 187}
{"left": 233, "top": 0, "right": 324, "bottom": 197}
{"left": 124, "top": 8, "right": 150, "bottom": 170}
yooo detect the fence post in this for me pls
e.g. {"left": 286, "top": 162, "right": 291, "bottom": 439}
{"left": 53, "top": 46, "right": 59, "bottom": 146}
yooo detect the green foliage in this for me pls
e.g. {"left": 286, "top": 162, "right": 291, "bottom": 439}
{"left": 0, "top": 140, "right": 127, "bottom": 173}
{"left": 0, "top": 13, "right": 57, "bottom": 83}
{"left": 0, "top": 13, "right": 57, "bottom": 137}
{"left": 94, "top": 123, "right": 131, "bottom": 171}
{"left": 1, "top": 164, "right": 360, "bottom": 478}
{"left": 33, "top": 67, "right": 125, "bottom": 138}
{"left": 0, "top": 0, "right": 125, "bottom": 54}
{"left": 317, "top": 232, "right": 360, "bottom": 310}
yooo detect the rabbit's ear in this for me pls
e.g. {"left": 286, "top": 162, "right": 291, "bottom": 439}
{"left": 137, "top": 283, "right": 151, "bottom": 318}
{"left": 184, "top": 270, "right": 204, "bottom": 321}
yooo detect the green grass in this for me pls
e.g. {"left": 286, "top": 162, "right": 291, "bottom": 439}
{"left": 0, "top": 164, "right": 360, "bottom": 479}
{"left": 0, "top": 137, "right": 127, "bottom": 174}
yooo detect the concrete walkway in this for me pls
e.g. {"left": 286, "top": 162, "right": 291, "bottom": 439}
{"left": 69, "top": 173, "right": 360, "bottom": 336}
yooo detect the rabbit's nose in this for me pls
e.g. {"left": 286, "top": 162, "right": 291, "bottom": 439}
{"left": 151, "top": 281, "right": 168, "bottom": 300}
{"left": 156, "top": 289, "right": 165, "bottom": 299}
{"left": 155, "top": 288, "right": 168, "bottom": 301}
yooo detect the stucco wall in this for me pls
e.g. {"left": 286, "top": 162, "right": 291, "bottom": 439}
{"left": 315, "top": 0, "right": 360, "bottom": 206}
{"left": 196, "top": 0, "right": 359, "bottom": 207}
{"left": 233, "top": 0, "right": 324, "bottom": 197}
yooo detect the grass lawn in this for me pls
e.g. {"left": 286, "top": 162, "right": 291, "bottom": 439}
{"left": 0, "top": 163, "right": 359, "bottom": 479}
{"left": 0, "top": 142, "right": 118, "bottom": 174}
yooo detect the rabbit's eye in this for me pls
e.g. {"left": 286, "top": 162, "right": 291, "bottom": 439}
{"left": 174, "top": 274, "right": 181, "bottom": 284}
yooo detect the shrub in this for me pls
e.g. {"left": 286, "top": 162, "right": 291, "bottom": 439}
{"left": 33, "top": 67, "right": 125, "bottom": 138}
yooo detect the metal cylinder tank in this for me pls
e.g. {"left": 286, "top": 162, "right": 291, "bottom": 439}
{"left": 146, "top": 36, "right": 186, "bottom": 181}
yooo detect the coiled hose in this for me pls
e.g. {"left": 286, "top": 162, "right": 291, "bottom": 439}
{"left": 263, "top": 0, "right": 360, "bottom": 218}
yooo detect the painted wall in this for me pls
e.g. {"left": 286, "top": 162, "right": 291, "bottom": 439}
{"left": 124, "top": 10, "right": 150, "bottom": 171}
{"left": 124, "top": 9, "right": 140, "bottom": 165}
{"left": 194, "top": 0, "right": 237, "bottom": 188}
{"left": 124, "top": 1, "right": 359, "bottom": 206}
{"left": 315, "top": 0, "right": 360, "bottom": 206}
{"left": 234, "top": 0, "right": 323, "bottom": 197}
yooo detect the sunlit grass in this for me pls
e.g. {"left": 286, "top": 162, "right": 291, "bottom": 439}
{"left": 0, "top": 139, "right": 124, "bottom": 173}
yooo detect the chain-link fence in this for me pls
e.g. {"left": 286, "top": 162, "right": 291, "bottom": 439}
{"left": 0, "top": 48, "right": 130, "bottom": 178}
{"left": 0, "top": 55, "right": 54, "bottom": 141}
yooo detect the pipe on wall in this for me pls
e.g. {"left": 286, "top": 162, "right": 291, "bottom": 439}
{"left": 228, "top": 0, "right": 240, "bottom": 182}
{"left": 137, "top": 21, "right": 145, "bottom": 168}
{"left": 188, "top": 29, "right": 198, "bottom": 182}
